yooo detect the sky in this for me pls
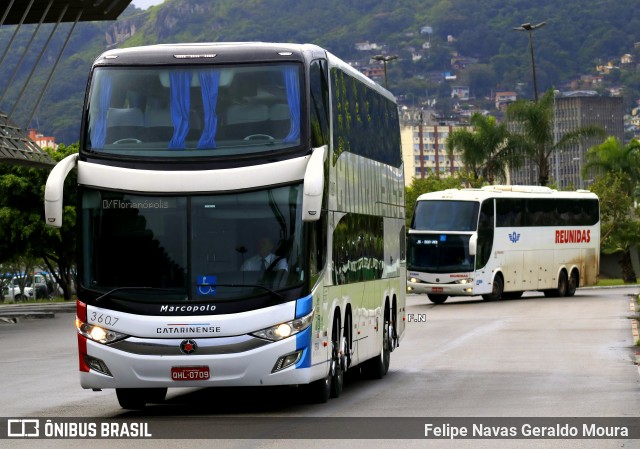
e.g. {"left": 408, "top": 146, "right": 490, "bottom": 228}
{"left": 131, "top": 0, "right": 165, "bottom": 9}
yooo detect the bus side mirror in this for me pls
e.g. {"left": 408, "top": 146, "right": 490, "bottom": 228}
{"left": 44, "top": 153, "right": 78, "bottom": 228}
{"left": 469, "top": 233, "right": 477, "bottom": 256}
{"left": 302, "top": 145, "right": 326, "bottom": 222}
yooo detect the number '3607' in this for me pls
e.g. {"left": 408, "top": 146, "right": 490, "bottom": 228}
{"left": 90, "top": 312, "right": 119, "bottom": 326}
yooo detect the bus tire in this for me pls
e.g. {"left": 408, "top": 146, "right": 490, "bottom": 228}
{"left": 330, "top": 314, "right": 344, "bottom": 398}
{"left": 116, "top": 388, "right": 166, "bottom": 410}
{"left": 503, "top": 291, "right": 523, "bottom": 300}
{"left": 482, "top": 274, "right": 503, "bottom": 301}
{"left": 427, "top": 294, "right": 448, "bottom": 304}
{"left": 566, "top": 270, "right": 579, "bottom": 297}
{"left": 308, "top": 372, "right": 331, "bottom": 404}
{"left": 363, "top": 309, "right": 391, "bottom": 379}
{"left": 547, "top": 271, "right": 568, "bottom": 297}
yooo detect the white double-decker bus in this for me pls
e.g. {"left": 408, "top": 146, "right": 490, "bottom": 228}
{"left": 45, "top": 42, "right": 406, "bottom": 408}
{"left": 407, "top": 186, "right": 599, "bottom": 303}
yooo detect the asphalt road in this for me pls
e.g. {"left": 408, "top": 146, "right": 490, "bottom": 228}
{"left": 1, "top": 287, "right": 639, "bottom": 449}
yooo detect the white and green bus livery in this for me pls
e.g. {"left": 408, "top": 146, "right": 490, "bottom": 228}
{"left": 45, "top": 42, "right": 406, "bottom": 408}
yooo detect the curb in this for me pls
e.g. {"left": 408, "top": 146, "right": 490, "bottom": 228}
{"left": 632, "top": 294, "right": 640, "bottom": 367}
{"left": 0, "top": 301, "right": 75, "bottom": 321}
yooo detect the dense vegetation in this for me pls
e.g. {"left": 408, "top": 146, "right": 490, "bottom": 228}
{"left": 0, "top": 0, "right": 638, "bottom": 143}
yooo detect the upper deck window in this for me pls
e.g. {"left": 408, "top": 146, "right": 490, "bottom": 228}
{"left": 85, "top": 63, "right": 302, "bottom": 158}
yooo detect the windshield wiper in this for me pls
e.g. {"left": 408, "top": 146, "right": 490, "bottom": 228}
{"left": 94, "top": 286, "right": 184, "bottom": 303}
{"left": 198, "top": 282, "right": 286, "bottom": 301}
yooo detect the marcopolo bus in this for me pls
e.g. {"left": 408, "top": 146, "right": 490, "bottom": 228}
{"left": 407, "top": 185, "right": 599, "bottom": 303}
{"left": 44, "top": 42, "right": 406, "bottom": 408}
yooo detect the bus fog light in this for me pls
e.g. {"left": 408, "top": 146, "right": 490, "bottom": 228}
{"left": 83, "top": 354, "right": 113, "bottom": 377}
{"left": 272, "top": 350, "right": 303, "bottom": 373}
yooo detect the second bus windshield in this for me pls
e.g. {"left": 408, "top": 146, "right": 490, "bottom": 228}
{"left": 412, "top": 200, "right": 479, "bottom": 231}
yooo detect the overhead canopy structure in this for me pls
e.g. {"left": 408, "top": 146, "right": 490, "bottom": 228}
{"left": 0, "top": 0, "right": 134, "bottom": 168}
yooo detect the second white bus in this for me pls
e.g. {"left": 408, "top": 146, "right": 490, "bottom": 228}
{"left": 407, "top": 186, "right": 600, "bottom": 303}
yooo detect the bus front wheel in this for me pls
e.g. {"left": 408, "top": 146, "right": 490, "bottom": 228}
{"left": 482, "top": 275, "right": 503, "bottom": 301}
{"left": 116, "top": 388, "right": 166, "bottom": 410}
{"left": 427, "top": 294, "right": 448, "bottom": 304}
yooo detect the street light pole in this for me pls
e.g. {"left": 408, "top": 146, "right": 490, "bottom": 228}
{"left": 513, "top": 22, "right": 546, "bottom": 102}
{"left": 371, "top": 54, "right": 398, "bottom": 89}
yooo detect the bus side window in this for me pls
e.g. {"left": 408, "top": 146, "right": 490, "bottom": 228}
{"left": 309, "top": 59, "right": 330, "bottom": 147}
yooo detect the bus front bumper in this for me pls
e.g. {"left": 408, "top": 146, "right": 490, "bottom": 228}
{"left": 78, "top": 329, "right": 327, "bottom": 390}
{"left": 407, "top": 280, "right": 475, "bottom": 296}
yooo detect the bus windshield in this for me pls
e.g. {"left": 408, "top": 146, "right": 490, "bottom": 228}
{"left": 85, "top": 63, "right": 302, "bottom": 157}
{"left": 411, "top": 200, "right": 479, "bottom": 231}
{"left": 407, "top": 233, "right": 474, "bottom": 274}
{"left": 80, "top": 184, "right": 305, "bottom": 302}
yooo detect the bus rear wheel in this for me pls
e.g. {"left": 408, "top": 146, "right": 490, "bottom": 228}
{"left": 566, "top": 270, "right": 579, "bottom": 297}
{"left": 544, "top": 271, "right": 568, "bottom": 297}
{"left": 330, "top": 314, "right": 345, "bottom": 398}
{"left": 427, "top": 294, "right": 448, "bottom": 304}
{"left": 363, "top": 308, "right": 391, "bottom": 379}
{"left": 116, "top": 388, "right": 166, "bottom": 410}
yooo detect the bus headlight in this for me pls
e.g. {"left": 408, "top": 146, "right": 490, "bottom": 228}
{"left": 251, "top": 310, "right": 314, "bottom": 341}
{"left": 454, "top": 278, "right": 473, "bottom": 285}
{"left": 75, "top": 318, "right": 128, "bottom": 344}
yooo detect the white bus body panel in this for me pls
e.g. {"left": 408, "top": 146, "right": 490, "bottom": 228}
{"left": 81, "top": 301, "right": 328, "bottom": 389}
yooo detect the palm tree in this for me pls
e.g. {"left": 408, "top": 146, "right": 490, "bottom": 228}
{"left": 505, "top": 89, "right": 606, "bottom": 186}
{"left": 446, "top": 113, "right": 521, "bottom": 185}
{"left": 583, "top": 137, "right": 640, "bottom": 197}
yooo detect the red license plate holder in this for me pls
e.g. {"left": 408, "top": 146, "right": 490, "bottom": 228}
{"left": 171, "top": 366, "right": 210, "bottom": 381}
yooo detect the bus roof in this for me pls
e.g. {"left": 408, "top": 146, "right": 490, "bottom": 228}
{"left": 92, "top": 41, "right": 396, "bottom": 103}
{"left": 416, "top": 185, "right": 598, "bottom": 202}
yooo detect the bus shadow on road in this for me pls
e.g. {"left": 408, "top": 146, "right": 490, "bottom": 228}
{"left": 114, "top": 368, "right": 389, "bottom": 417}
{"left": 412, "top": 291, "right": 601, "bottom": 308}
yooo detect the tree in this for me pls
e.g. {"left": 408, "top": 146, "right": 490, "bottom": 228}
{"left": 589, "top": 172, "right": 639, "bottom": 283}
{"left": 0, "top": 144, "right": 78, "bottom": 300}
{"left": 583, "top": 137, "right": 640, "bottom": 197}
{"left": 505, "top": 89, "right": 606, "bottom": 186}
{"left": 446, "top": 113, "right": 522, "bottom": 185}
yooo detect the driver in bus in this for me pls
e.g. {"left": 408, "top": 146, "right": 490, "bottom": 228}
{"left": 240, "top": 236, "right": 288, "bottom": 272}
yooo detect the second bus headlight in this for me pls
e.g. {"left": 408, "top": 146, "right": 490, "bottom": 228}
{"left": 454, "top": 278, "right": 474, "bottom": 284}
{"left": 251, "top": 309, "right": 314, "bottom": 342}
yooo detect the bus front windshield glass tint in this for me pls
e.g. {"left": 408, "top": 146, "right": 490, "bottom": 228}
{"left": 407, "top": 233, "right": 474, "bottom": 274}
{"left": 411, "top": 200, "right": 479, "bottom": 231}
{"left": 85, "top": 64, "right": 302, "bottom": 158}
{"left": 80, "top": 184, "right": 305, "bottom": 302}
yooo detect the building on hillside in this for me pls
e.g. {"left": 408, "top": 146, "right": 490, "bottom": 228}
{"left": 29, "top": 129, "right": 58, "bottom": 150}
{"left": 400, "top": 108, "right": 468, "bottom": 185}
{"left": 509, "top": 93, "right": 624, "bottom": 189}
{"left": 495, "top": 91, "right": 517, "bottom": 110}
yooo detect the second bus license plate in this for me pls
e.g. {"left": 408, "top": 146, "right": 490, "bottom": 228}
{"left": 171, "top": 366, "right": 210, "bottom": 381}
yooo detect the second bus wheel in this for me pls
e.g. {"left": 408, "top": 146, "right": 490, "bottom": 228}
{"left": 427, "top": 294, "right": 448, "bottom": 304}
{"left": 482, "top": 274, "right": 504, "bottom": 301}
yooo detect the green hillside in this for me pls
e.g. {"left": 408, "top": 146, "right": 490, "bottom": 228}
{"left": 1, "top": 0, "right": 638, "bottom": 143}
